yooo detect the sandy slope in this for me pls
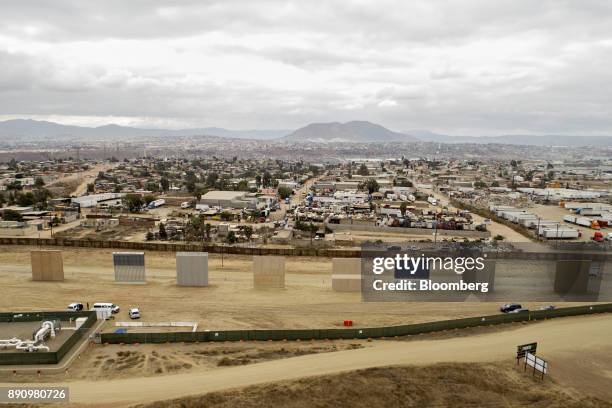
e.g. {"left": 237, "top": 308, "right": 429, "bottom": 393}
{"left": 135, "top": 363, "right": 612, "bottom": 408}
{"left": 3, "top": 314, "right": 611, "bottom": 406}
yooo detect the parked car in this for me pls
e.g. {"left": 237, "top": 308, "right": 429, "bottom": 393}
{"left": 509, "top": 308, "right": 530, "bottom": 313}
{"left": 539, "top": 305, "right": 556, "bottom": 311}
{"left": 67, "top": 302, "right": 84, "bottom": 311}
{"left": 500, "top": 303, "right": 522, "bottom": 313}
{"left": 128, "top": 308, "right": 141, "bottom": 319}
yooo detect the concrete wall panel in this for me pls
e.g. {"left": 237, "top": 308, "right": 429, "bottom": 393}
{"left": 31, "top": 250, "right": 64, "bottom": 281}
{"left": 176, "top": 252, "right": 208, "bottom": 286}
{"left": 332, "top": 274, "right": 362, "bottom": 292}
{"left": 253, "top": 256, "right": 285, "bottom": 288}
{"left": 332, "top": 258, "right": 361, "bottom": 275}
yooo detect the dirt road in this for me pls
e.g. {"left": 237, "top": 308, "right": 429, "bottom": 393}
{"left": 420, "top": 186, "right": 531, "bottom": 242}
{"left": 5, "top": 314, "right": 610, "bottom": 406}
{"left": 47, "top": 163, "right": 114, "bottom": 197}
{"left": 72, "top": 163, "right": 115, "bottom": 196}
{"left": 271, "top": 175, "right": 320, "bottom": 221}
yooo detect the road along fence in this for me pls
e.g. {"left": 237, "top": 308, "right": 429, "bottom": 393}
{"left": 0, "top": 311, "right": 97, "bottom": 365}
{"left": 100, "top": 303, "right": 612, "bottom": 344}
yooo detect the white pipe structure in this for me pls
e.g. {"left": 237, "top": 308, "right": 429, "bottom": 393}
{"left": 15, "top": 341, "right": 50, "bottom": 352}
{"left": 34, "top": 321, "right": 56, "bottom": 343}
{"left": 0, "top": 338, "right": 22, "bottom": 349}
{"left": 0, "top": 321, "right": 57, "bottom": 352}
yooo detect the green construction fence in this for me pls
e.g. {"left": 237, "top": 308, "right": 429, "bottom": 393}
{"left": 100, "top": 303, "right": 612, "bottom": 345}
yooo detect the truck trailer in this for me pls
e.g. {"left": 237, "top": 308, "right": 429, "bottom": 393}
{"left": 541, "top": 227, "right": 579, "bottom": 239}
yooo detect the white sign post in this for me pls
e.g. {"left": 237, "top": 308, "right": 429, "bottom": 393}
{"left": 524, "top": 351, "right": 548, "bottom": 379}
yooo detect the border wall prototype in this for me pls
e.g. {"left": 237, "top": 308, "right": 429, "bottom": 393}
{"left": 253, "top": 256, "right": 285, "bottom": 288}
{"left": 113, "top": 252, "right": 146, "bottom": 283}
{"left": 31, "top": 250, "right": 64, "bottom": 281}
{"left": 332, "top": 257, "right": 362, "bottom": 292}
{"left": 176, "top": 252, "right": 208, "bottom": 287}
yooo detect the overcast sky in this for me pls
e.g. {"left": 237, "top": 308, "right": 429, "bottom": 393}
{"left": 1, "top": 0, "right": 612, "bottom": 135}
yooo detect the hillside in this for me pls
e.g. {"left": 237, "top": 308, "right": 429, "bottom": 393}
{"left": 0, "top": 119, "right": 287, "bottom": 141}
{"left": 284, "top": 121, "right": 418, "bottom": 143}
{"left": 136, "top": 363, "right": 611, "bottom": 408}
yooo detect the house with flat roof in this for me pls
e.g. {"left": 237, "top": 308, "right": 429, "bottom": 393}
{"left": 200, "top": 191, "right": 259, "bottom": 209}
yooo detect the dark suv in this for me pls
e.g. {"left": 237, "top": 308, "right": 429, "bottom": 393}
{"left": 500, "top": 303, "right": 522, "bottom": 313}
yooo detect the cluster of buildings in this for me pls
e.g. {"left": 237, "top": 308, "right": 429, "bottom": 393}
{"left": 2, "top": 154, "right": 610, "bottom": 245}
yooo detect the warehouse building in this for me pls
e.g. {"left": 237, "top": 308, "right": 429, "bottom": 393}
{"left": 72, "top": 193, "right": 124, "bottom": 208}
{"left": 199, "top": 191, "right": 258, "bottom": 209}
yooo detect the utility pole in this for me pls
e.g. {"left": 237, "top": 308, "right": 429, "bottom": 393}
{"left": 433, "top": 218, "right": 438, "bottom": 244}
{"left": 76, "top": 146, "right": 81, "bottom": 183}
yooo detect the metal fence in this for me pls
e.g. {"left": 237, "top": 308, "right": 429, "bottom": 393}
{"left": 0, "top": 311, "right": 97, "bottom": 365}
{"left": 1, "top": 237, "right": 609, "bottom": 262}
{"left": 100, "top": 303, "right": 612, "bottom": 344}
{"left": 0, "top": 237, "right": 360, "bottom": 258}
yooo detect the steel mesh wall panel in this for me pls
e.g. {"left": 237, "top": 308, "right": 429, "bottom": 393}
{"left": 113, "top": 252, "right": 146, "bottom": 283}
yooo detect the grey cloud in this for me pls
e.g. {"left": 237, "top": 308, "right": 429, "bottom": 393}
{"left": 1, "top": 1, "right": 612, "bottom": 134}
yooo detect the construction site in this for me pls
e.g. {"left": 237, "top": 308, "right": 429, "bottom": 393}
{"left": 0, "top": 3, "right": 611, "bottom": 403}
{"left": 0, "top": 230, "right": 609, "bottom": 408}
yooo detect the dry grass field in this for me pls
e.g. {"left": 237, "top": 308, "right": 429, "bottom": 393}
{"left": 135, "top": 363, "right": 612, "bottom": 408}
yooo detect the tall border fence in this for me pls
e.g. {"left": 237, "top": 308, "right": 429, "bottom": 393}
{"left": 100, "top": 303, "right": 612, "bottom": 344}
{"left": 0, "top": 237, "right": 360, "bottom": 258}
{"left": 0, "top": 237, "right": 609, "bottom": 261}
{"left": 0, "top": 311, "right": 97, "bottom": 365}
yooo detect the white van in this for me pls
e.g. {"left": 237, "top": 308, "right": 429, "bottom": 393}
{"left": 92, "top": 302, "right": 120, "bottom": 314}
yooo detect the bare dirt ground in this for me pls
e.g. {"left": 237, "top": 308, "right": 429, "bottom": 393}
{"left": 53, "top": 224, "right": 149, "bottom": 241}
{"left": 0, "top": 245, "right": 575, "bottom": 330}
{"left": 2, "top": 341, "right": 366, "bottom": 383}
{"left": 45, "top": 163, "right": 114, "bottom": 198}
{"left": 2, "top": 314, "right": 610, "bottom": 407}
{"left": 134, "top": 363, "right": 612, "bottom": 408}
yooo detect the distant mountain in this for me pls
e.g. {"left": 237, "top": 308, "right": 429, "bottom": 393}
{"left": 3, "top": 119, "right": 610, "bottom": 147}
{"left": 0, "top": 119, "right": 289, "bottom": 141}
{"left": 405, "top": 129, "right": 612, "bottom": 147}
{"left": 284, "top": 121, "right": 417, "bottom": 143}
